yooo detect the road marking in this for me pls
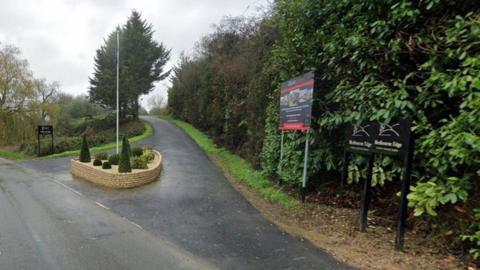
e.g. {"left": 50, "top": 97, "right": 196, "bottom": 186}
{"left": 126, "top": 218, "right": 143, "bottom": 230}
{"left": 95, "top": 201, "right": 110, "bottom": 210}
{"left": 53, "top": 180, "right": 83, "bottom": 197}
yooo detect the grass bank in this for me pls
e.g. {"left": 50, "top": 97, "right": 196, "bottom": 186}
{"left": 157, "top": 114, "right": 297, "bottom": 208}
{"left": 0, "top": 120, "right": 153, "bottom": 160}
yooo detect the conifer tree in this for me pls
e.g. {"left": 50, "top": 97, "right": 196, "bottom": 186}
{"left": 79, "top": 134, "right": 91, "bottom": 162}
{"left": 89, "top": 10, "right": 170, "bottom": 119}
{"left": 118, "top": 135, "right": 131, "bottom": 173}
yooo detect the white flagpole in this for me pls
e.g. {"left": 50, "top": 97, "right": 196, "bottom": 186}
{"left": 116, "top": 30, "right": 120, "bottom": 154}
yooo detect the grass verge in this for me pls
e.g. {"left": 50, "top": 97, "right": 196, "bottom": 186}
{"left": 158, "top": 114, "right": 298, "bottom": 208}
{"left": 0, "top": 149, "right": 26, "bottom": 160}
{"left": 42, "top": 120, "right": 153, "bottom": 159}
{"left": 0, "top": 120, "right": 153, "bottom": 160}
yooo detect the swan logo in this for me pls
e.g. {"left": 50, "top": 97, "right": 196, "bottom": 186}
{"left": 352, "top": 125, "right": 370, "bottom": 137}
{"left": 378, "top": 123, "right": 400, "bottom": 137}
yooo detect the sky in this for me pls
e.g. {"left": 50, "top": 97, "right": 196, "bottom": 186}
{"left": 0, "top": 0, "right": 265, "bottom": 109}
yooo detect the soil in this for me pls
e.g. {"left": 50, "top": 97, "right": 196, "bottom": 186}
{"left": 209, "top": 154, "right": 474, "bottom": 270}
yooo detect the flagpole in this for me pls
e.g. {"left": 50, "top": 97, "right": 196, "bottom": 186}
{"left": 116, "top": 30, "right": 120, "bottom": 154}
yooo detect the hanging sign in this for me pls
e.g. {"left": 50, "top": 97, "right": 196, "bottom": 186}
{"left": 279, "top": 72, "right": 315, "bottom": 131}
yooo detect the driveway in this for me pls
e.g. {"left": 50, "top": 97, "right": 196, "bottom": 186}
{"left": 16, "top": 116, "right": 353, "bottom": 269}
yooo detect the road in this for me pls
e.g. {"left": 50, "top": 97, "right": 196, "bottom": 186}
{"left": 0, "top": 116, "right": 353, "bottom": 269}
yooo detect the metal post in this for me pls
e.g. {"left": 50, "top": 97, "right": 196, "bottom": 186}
{"left": 301, "top": 132, "right": 310, "bottom": 203}
{"left": 37, "top": 133, "right": 40, "bottom": 156}
{"left": 51, "top": 132, "right": 54, "bottom": 154}
{"left": 395, "top": 135, "right": 414, "bottom": 250}
{"left": 279, "top": 131, "right": 284, "bottom": 184}
{"left": 116, "top": 30, "right": 120, "bottom": 154}
{"left": 359, "top": 154, "right": 374, "bottom": 232}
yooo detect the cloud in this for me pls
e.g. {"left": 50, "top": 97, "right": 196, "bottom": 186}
{"left": 0, "top": 0, "right": 263, "bottom": 108}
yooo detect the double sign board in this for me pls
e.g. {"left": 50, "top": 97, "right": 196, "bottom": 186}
{"left": 346, "top": 117, "right": 412, "bottom": 157}
{"left": 344, "top": 117, "right": 413, "bottom": 250}
{"left": 38, "top": 125, "right": 54, "bottom": 156}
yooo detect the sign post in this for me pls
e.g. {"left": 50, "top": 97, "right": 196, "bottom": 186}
{"left": 279, "top": 72, "right": 315, "bottom": 202}
{"left": 37, "top": 125, "right": 54, "bottom": 156}
{"left": 344, "top": 117, "right": 413, "bottom": 249}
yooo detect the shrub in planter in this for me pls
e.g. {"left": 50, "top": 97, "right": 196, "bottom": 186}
{"left": 95, "top": 152, "right": 108, "bottom": 160}
{"left": 118, "top": 136, "right": 131, "bottom": 173}
{"left": 93, "top": 159, "right": 102, "bottom": 166}
{"left": 79, "top": 134, "right": 91, "bottom": 162}
{"left": 102, "top": 161, "right": 112, "bottom": 169}
{"left": 131, "top": 156, "right": 148, "bottom": 169}
{"left": 141, "top": 148, "right": 155, "bottom": 163}
{"left": 108, "top": 153, "right": 120, "bottom": 165}
{"left": 131, "top": 147, "right": 143, "bottom": 157}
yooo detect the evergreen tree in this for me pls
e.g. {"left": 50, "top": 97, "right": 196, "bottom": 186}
{"left": 79, "top": 134, "right": 91, "bottom": 162}
{"left": 118, "top": 135, "right": 131, "bottom": 173}
{"left": 89, "top": 11, "right": 170, "bottom": 119}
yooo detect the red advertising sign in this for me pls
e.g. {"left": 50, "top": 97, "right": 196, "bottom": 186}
{"left": 279, "top": 72, "right": 314, "bottom": 131}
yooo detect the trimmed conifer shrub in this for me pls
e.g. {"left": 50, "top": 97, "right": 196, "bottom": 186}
{"left": 108, "top": 153, "right": 120, "bottom": 165}
{"left": 79, "top": 134, "right": 91, "bottom": 162}
{"left": 118, "top": 136, "right": 131, "bottom": 173}
{"left": 93, "top": 159, "right": 102, "bottom": 166}
{"left": 131, "top": 147, "right": 143, "bottom": 157}
{"left": 102, "top": 161, "right": 112, "bottom": 169}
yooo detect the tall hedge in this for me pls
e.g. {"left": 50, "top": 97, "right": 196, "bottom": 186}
{"left": 167, "top": 1, "right": 480, "bottom": 258}
{"left": 118, "top": 136, "right": 131, "bottom": 173}
{"left": 79, "top": 134, "right": 91, "bottom": 162}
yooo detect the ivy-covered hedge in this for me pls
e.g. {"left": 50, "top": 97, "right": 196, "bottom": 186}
{"left": 168, "top": 0, "right": 480, "bottom": 259}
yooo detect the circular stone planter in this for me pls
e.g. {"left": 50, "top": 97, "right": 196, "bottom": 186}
{"left": 71, "top": 150, "right": 162, "bottom": 189}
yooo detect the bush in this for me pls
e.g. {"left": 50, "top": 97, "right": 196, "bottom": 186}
{"left": 118, "top": 136, "right": 131, "bottom": 173}
{"left": 95, "top": 152, "right": 108, "bottom": 160}
{"left": 108, "top": 153, "right": 120, "bottom": 165}
{"left": 102, "top": 161, "right": 112, "bottom": 169}
{"left": 93, "top": 159, "right": 102, "bottom": 166}
{"left": 131, "top": 147, "right": 143, "bottom": 157}
{"left": 79, "top": 134, "right": 91, "bottom": 162}
{"left": 141, "top": 148, "right": 155, "bottom": 163}
{"left": 131, "top": 156, "right": 148, "bottom": 169}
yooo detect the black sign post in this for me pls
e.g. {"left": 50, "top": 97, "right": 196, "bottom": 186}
{"left": 37, "top": 125, "right": 54, "bottom": 156}
{"left": 343, "top": 117, "right": 413, "bottom": 250}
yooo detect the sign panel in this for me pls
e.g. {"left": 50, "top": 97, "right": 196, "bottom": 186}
{"left": 279, "top": 72, "right": 314, "bottom": 131}
{"left": 38, "top": 125, "right": 53, "bottom": 135}
{"left": 346, "top": 117, "right": 412, "bottom": 158}
{"left": 346, "top": 123, "right": 374, "bottom": 155}
{"left": 371, "top": 117, "right": 412, "bottom": 157}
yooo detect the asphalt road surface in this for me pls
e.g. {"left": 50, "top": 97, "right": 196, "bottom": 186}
{"left": 0, "top": 116, "right": 354, "bottom": 270}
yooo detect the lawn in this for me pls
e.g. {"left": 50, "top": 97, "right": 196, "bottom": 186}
{"left": 0, "top": 120, "right": 153, "bottom": 160}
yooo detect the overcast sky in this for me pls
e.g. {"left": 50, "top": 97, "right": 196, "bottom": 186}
{"left": 0, "top": 0, "right": 265, "bottom": 108}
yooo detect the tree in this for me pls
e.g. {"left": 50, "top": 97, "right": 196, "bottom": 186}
{"left": 79, "top": 134, "right": 91, "bottom": 162}
{"left": 0, "top": 43, "right": 34, "bottom": 113}
{"left": 33, "top": 78, "right": 59, "bottom": 122}
{"left": 89, "top": 11, "right": 170, "bottom": 119}
{"left": 118, "top": 135, "right": 131, "bottom": 173}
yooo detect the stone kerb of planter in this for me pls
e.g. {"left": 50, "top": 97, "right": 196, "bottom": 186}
{"left": 71, "top": 150, "right": 162, "bottom": 189}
